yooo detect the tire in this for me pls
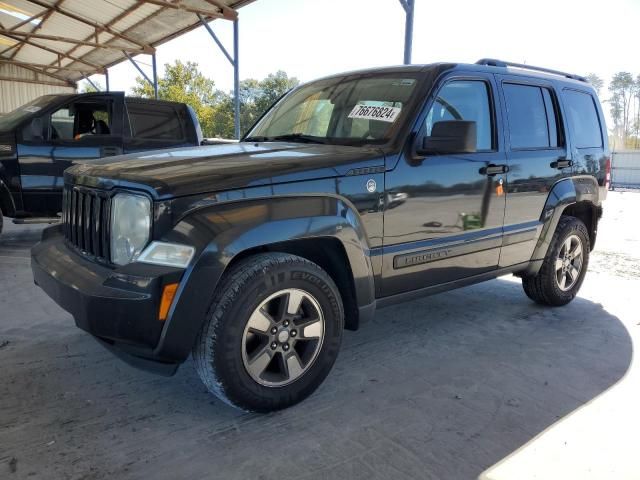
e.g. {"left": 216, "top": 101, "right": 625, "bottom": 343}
{"left": 0, "top": 207, "right": 3, "bottom": 236}
{"left": 522, "top": 216, "right": 590, "bottom": 306}
{"left": 193, "top": 252, "right": 344, "bottom": 412}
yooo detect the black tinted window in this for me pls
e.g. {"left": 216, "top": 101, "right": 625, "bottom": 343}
{"left": 504, "top": 84, "right": 557, "bottom": 149}
{"left": 563, "top": 90, "right": 602, "bottom": 148}
{"left": 426, "top": 80, "right": 493, "bottom": 150}
{"left": 542, "top": 89, "right": 559, "bottom": 147}
{"left": 127, "top": 103, "right": 184, "bottom": 140}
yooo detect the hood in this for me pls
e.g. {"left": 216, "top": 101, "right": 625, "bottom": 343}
{"left": 66, "top": 142, "right": 385, "bottom": 199}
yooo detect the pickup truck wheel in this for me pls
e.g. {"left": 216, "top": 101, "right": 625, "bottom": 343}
{"left": 522, "top": 216, "right": 590, "bottom": 306}
{"left": 193, "top": 253, "right": 344, "bottom": 412}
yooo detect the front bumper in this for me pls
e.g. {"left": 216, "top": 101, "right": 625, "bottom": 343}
{"left": 31, "top": 225, "right": 185, "bottom": 374}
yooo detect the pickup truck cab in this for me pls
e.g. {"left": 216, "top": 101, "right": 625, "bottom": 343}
{"left": 31, "top": 60, "right": 609, "bottom": 412}
{"left": 0, "top": 92, "right": 203, "bottom": 232}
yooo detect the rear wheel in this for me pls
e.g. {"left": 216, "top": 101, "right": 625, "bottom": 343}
{"left": 522, "top": 216, "right": 590, "bottom": 306}
{"left": 193, "top": 253, "right": 344, "bottom": 412}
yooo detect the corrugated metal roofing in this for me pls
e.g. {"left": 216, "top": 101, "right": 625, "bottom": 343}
{"left": 0, "top": 62, "right": 73, "bottom": 112}
{"left": 0, "top": 0, "right": 253, "bottom": 88}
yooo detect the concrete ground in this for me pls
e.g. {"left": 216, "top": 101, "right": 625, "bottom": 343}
{"left": 0, "top": 191, "right": 638, "bottom": 480}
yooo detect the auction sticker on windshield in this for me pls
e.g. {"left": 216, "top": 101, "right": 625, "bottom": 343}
{"left": 348, "top": 104, "right": 401, "bottom": 123}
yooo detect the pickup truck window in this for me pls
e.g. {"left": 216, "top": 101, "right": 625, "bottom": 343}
{"left": 246, "top": 74, "right": 419, "bottom": 145}
{"left": 127, "top": 103, "right": 185, "bottom": 141}
{"left": 49, "top": 102, "right": 111, "bottom": 140}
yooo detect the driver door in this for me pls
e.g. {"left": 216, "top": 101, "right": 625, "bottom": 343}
{"left": 380, "top": 72, "right": 507, "bottom": 297}
{"left": 21, "top": 93, "right": 124, "bottom": 215}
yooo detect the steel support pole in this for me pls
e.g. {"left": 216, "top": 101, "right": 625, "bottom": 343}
{"left": 233, "top": 19, "right": 240, "bottom": 139}
{"left": 83, "top": 75, "right": 100, "bottom": 92}
{"left": 152, "top": 53, "right": 158, "bottom": 99}
{"left": 124, "top": 51, "right": 153, "bottom": 86}
{"left": 402, "top": 0, "right": 414, "bottom": 65}
{"left": 105, "top": 69, "right": 110, "bottom": 92}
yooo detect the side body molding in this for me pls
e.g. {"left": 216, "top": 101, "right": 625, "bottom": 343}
{"left": 524, "top": 176, "right": 601, "bottom": 276}
{"left": 155, "top": 195, "right": 376, "bottom": 363}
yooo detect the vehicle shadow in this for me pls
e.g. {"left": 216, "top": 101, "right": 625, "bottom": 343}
{"left": 0, "top": 265, "right": 631, "bottom": 479}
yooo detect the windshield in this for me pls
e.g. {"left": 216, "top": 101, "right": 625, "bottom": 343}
{"left": 0, "top": 95, "right": 58, "bottom": 132}
{"left": 245, "top": 73, "right": 421, "bottom": 146}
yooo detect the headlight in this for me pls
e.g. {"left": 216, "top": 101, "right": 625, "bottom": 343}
{"left": 110, "top": 193, "right": 151, "bottom": 265}
{"left": 137, "top": 241, "right": 195, "bottom": 268}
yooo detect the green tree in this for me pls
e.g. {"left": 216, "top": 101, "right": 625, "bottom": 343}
{"left": 585, "top": 73, "right": 603, "bottom": 96}
{"left": 254, "top": 70, "right": 300, "bottom": 117}
{"left": 608, "top": 72, "right": 635, "bottom": 146}
{"left": 212, "top": 71, "right": 300, "bottom": 138}
{"left": 80, "top": 80, "right": 104, "bottom": 93}
{"left": 131, "top": 61, "right": 299, "bottom": 139}
{"left": 131, "top": 60, "right": 220, "bottom": 137}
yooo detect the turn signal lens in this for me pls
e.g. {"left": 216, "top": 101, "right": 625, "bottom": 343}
{"left": 159, "top": 283, "right": 179, "bottom": 321}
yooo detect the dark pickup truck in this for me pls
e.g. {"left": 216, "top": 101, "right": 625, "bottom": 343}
{"left": 0, "top": 92, "right": 203, "bottom": 232}
{"left": 32, "top": 60, "right": 609, "bottom": 412}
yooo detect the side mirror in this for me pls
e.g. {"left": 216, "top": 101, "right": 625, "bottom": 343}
{"left": 416, "top": 120, "right": 477, "bottom": 155}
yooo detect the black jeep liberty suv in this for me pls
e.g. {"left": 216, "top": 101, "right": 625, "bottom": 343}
{"left": 31, "top": 59, "right": 609, "bottom": 412}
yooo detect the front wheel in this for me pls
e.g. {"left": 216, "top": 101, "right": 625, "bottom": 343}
{"left": 522, "top": 216, "right": 590, "bottom": 306}
{"left": 193, "top": 253, "right": 344, "bottom": 412}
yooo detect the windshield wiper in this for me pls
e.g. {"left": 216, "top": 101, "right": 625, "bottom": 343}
{"left": 245, "top": 133, "right": 328, "bottom": 144}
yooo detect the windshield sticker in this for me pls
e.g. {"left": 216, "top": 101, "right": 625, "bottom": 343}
{"left": 24, "top": 106, "right": 41, "bottom": 113}
{"left": 392, "top": 79, "right": 416, "bottom": 86}
{"left": 348, "top": 104, "right": 401, "bottom": 123}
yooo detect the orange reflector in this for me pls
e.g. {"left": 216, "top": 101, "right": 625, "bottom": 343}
{"left": 158, "top": 283, "right": 179, "bottom": 321}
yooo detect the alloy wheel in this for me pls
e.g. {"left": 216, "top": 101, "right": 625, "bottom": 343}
{"left": 555, "top": 234, "right": 584, "bottom": 291}
{"left": 241, "top": 288, "right": 325, "bottom": 387}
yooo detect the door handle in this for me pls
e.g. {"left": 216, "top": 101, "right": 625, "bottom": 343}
{"left": 100, "top": 146, "right": 122, "bottom": 157}
{"left": 550, "top": 159, "right": 573, "bottom": 169}
{"left": 480, "top": 164, "right": 509, "bottom": 176}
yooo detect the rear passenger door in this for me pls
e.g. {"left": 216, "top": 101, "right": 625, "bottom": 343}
{"left": 497, "top": 76, "right": 570, "bottom": 267}
{"left": 124, "top": 101, "right": 193, "bottom": 153}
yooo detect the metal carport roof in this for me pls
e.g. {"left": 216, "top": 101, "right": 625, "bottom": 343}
{"left": 0, "top": 0, "right": 416, "bottom": 137}
{"left": 0, "top": 0, "right": 252, "bottom": 87}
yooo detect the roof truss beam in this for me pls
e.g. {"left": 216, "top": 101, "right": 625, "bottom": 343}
{"left": 0, "top": 74, "right": 72, "bottom": 87}
{"left": 4, "top": 0, "right": 61, "bottom": 59}
{"left": 23, "top": 0, "right": 154, "bottom": 52}
{"left": 137, "top": 0, "right": 230, "bottom": 20}
{"left": 0, "top": 29, "right": 151, "bottom": 54}
{"left": 0, "top": 31, "right": 103, "bottom": 71}
{"left": 0, "top": 58, "right": 96, "bottom": 73}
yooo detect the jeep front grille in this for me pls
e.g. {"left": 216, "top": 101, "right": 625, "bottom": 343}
{"left": 62, "top": 185, "right": 111, "bottom": 261}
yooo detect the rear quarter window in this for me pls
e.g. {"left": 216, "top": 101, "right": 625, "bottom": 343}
{"left": 127, "top": 103, "right": 185, "bottom": 140}
{"left": 562, "top": 90, "right": 603, "bottom": 148}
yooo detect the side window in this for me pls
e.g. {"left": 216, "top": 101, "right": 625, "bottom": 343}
{"left": 127, "top": 103, "right": 185, "bottom": 140}
{"left": 563, "top": 90, "right": 603, "bottom": 149}
{"left": 49, "top": 102, "right": 112, "bottom": 141}
{"left": 425, "top": 80, "right": 493, "bottom": 151}
{"left": 503, "top": 84, "right": 559, "bottom": 149}
{"left": 50, "top": 108, "right": 75, "bottom": 140}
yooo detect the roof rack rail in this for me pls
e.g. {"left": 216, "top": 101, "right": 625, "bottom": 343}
{"left": 475, "top": 58, "right": 587, "bottom": 82}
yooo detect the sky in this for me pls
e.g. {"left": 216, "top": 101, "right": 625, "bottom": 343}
{"left": 89, "top": 0, "right": 640, "bottom": 106}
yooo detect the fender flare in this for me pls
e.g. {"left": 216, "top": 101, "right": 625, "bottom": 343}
{"left": 154, "top": 195, "right": 376, "bottom": 362}
{"left": 524, "top": 176, "right": 601, "bottom": 276}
